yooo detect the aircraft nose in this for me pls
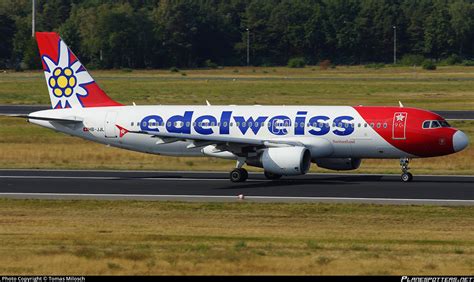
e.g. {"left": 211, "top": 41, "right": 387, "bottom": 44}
{"left": 452, "top": 130, "right": 469, "bottom": 152}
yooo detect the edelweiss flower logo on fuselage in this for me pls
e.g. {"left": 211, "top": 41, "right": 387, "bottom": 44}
{"left": 42, "top": 40, "right": 94, "bottom": 109}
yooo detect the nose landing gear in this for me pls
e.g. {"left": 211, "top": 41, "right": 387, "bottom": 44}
{"left": 400, "top": 158, "right": 413, "bottom": 182}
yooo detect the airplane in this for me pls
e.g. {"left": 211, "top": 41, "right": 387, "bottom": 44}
{"left": 5, "top": 32, "right": 469, "bottom": 182}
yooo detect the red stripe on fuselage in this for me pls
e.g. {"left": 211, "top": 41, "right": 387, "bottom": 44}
{"left": 353, "top": 106, "right": 456, "bottom": 157}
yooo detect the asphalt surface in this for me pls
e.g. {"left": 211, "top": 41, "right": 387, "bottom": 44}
{"left": 0, "top": 170, "right": 473, "bottom": 205}
{"left": 0, "top": 105, "right": 473, "bottom": 120}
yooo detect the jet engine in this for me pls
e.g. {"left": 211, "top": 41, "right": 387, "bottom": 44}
{"left": 315, "top": 158, "right": 362, "bottom": 170}
{"left": 247, "top": 146, "right": 311, "bottom": 175}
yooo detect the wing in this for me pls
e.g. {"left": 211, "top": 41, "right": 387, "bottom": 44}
{"left": 127, "top": 128, "right": 327, "bottom": 158}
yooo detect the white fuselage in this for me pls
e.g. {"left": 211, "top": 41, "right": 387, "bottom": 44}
{"left": 29, "top": 105, "right": 410, "bottom": 160}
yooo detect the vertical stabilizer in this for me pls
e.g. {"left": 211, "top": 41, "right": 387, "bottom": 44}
{"left": 36, "top": 32, "right": 122, "bottom": 109}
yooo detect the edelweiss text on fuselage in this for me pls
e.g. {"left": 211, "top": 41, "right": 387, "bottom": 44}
{"left": 140, "top": 111, "right": 355, "bottom": 136}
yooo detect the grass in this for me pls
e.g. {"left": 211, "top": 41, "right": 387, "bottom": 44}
{"left": 0, "top": 66, "right": 473, "bottom": 174}
{"left": 1, "top": 66, "right": 473, "bottom": 109}
{"left": 0, "top": 199, "right": 472, "bottom": 275}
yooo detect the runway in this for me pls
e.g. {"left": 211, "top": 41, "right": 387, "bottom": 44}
{"left": 0, "top": 170, "right": 473, "bottom": 205}
{"left": 1, "top": 105, "right": 474, "bottom": 120}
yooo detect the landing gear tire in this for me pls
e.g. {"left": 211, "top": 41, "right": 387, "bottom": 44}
{"left": 264, "top": 171, "right": 282, "bottom": 180}
{"left": 230, "top": 168, "right": 248, "bottom": 182}
{"left": 399, "top": 158, "right": 413, "bottom": 182}
{"left": 401, "top": 172, "right": 413, "bottom": 182}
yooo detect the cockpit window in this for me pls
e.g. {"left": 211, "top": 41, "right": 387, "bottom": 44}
{"left": 423, "top": 120, "right": 451, "bottom": 129}
{"left": 431, "top": 121, "right": 441, "bottom": 128}
{"left": 439, "top": 120, "right": 451, "bottom": 127}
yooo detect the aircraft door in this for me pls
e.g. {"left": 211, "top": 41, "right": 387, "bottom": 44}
{"left": 392, "top": 112, "right": 407, "bottom": 140}
{"left": 105, "top": 112, "right": 118, "bottom": 138}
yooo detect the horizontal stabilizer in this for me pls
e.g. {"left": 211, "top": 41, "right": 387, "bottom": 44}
{"left": 4, "top": 114, "right": 83, "bottom": 123}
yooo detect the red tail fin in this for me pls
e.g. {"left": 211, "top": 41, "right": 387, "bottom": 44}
{"left": 36, "top": 32, "right": 122, "bottom": 109}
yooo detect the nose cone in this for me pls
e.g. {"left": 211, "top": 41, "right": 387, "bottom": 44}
{"left": 453, "top": 130, "right": 469, "bottom": 152}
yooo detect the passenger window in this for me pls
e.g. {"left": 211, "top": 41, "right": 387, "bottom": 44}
{"left": 383, "top": 123, "right": 387, "bottom": 128}
{"left": 370, "top": 123, "right": 374, "bottom": 128}
{"left": 131, "top": 122, "right": 134, "bottom": 126}
{"left": 364, "top": 123, "right": 367, "bottom": 128}
{"left": 376, "top": 123, "right": 381, "bottom": 128}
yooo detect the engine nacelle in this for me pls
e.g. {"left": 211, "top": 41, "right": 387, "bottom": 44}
{"left": 315, "top": 158, "right": 362, "bottom": 171}
{"left": 247, "top": 147, "right": 311, "bottom": 175}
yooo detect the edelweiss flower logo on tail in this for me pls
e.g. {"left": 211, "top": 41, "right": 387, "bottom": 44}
{"left": 36, "top": 32, "right": 121, "bottom": 108}
{"left": 42, "top": 40, "right": 93, "bottom": 109}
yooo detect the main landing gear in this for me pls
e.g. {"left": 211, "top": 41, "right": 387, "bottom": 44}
{"left": 400, "top": 157, "right": 413, "bottom": 182}
{"left": 230, "top": 158, "right": 248, "bottom": 182}
{"left": 228, "top": 158, "right": 284, "bottom": 182}
{"left": 230, "top": 168, "right": 248, "bottom": 182}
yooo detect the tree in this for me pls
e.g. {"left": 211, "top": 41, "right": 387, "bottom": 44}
{"left": 423, "top": 0, "right": 455, "bottom": 59}
{"left": 321, "top": 0, "right": 362, "bottom": 64}
{"left": 266, "top": 0, "right": 316, "bottom": 64}
{"left": 449, "top": 0, "right": 474, "bottom": 56}
{"left": 1, "top": 0, "right": 472, "bottom": 69}
{"left": 0, "top": 14, "right": 16, "bottom": 68}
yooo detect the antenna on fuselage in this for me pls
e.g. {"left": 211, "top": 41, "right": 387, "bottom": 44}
{"left": 399, "top": 101, "right": 404, "bottom": 107}
{"left": 206, "top": 100, "right": 211, "bottom": 106}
